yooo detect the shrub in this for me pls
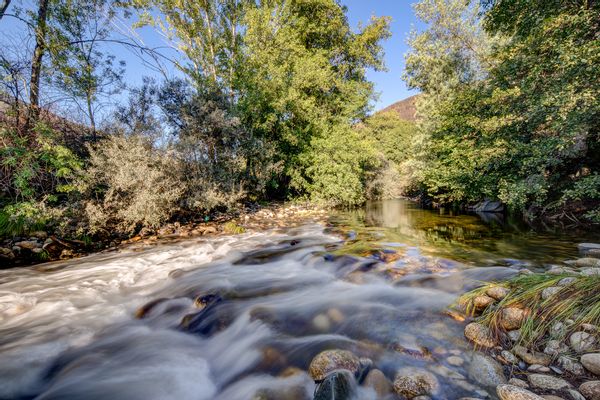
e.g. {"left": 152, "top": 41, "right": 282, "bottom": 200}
{"left": 79, "top": 135, "right": 183, "bottom": 234}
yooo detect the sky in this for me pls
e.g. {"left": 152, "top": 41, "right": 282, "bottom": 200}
{"left": 1, "top": 0, "right": 421, "bottom": 113}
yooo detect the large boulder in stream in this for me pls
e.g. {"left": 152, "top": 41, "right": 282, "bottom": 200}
{"left": 313, "top": 370, "right": 356, "bottom": 400}
{"left": 308, "top": 350, "right": 360, "bottom": 381}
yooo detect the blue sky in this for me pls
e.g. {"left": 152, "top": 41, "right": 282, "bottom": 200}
{"left": 1, "top": 0, "right": 420, "bottom": 112}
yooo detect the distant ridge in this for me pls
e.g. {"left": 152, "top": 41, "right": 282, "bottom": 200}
{"left": 377, "top": 94, "right": 419, "bottom": 122}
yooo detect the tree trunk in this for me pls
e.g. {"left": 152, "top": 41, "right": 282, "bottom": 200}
{"left": 0, "top": 0, "right": 11, "bottom": 21}
{"left": 28, "top": 0, "right": 49, "bottom": 124}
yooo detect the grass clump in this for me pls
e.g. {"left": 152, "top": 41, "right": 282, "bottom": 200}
{"left": 222, "top": 221, "right": 246, "bottom": 235}
{"left": 459, "top": 273, "right": 600, "bottom": 348}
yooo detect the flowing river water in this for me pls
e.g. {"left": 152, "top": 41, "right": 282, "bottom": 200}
{"left": 1, "top": 200, "right": 599, "bottom": 400}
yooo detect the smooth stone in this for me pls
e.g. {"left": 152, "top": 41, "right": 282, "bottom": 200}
{"left": 447, "top": 355, "right": 465, "bottom": 366}
{"left": 363, "top": 369, "right": 392, "bottom": 397}
{"left": 574, "top": 258, "right": 600, "bottom": 268}
{"left": 551, "top": 322, "right": 568, "bottom": 338}
{"left": 579, "top": 381, "right": 600, "bottom": 400}
{"left": 558, "top": 277, "right": 577, "bottom": 286}
{"left": 508, "top": 378, "right": 529, "bottom": 388}
{"left": 567, "top": 389, "right": 587, "bottom": 400}
{"left": 548, "top": 267, "right": 576, "bottom": 275}
{"left": 508, "top": 330, "right": 522, "bottom": 342}
{"left": 541, "top": 286, "right": 563, "bottom": 300}
{"left": 542, "top": 396, "right": 566, "bottom": 400}
{"left": 528, "top": 374, "right": 571, "bottom": 390}
{"left": 487, "top": 286, "right": 510, "bottom": 300}
{"left": 467, "top": 352, "right": 507, "bottom": 387}
{"left": 474, "top": 295, "right": 496, "bottom": 309}
{"left": 465, "top": 322, "right": 497, "bottom": 347}
{"left": 545, "top": 339, "right": 570, "bottom": 356}
{"left": 14, "top": 240, "right": 41, "bottom": 250}
{"left": 558, "top": 356, "right": 585, "bottom": 375}
{"left": 581, "top": 268, "right": 600, "bottom": 276}
{"left": 413, "top": 397, "right": 432, "bottom": 400}
{"left": 313, "top": 370, "right": 355, "bottom": 400}
{"left": 513, "top": 345, "right": 552, "bottom": 366}
{"left": 581, "top": 353, "right": 600, "bottom": 376}
{"left": 393, "top": 367, "right": 440, "bottom": 398}
{"left": 308, "top": 350, "right": 360, "bottom": 381}
{"left": 528, "top": 364, "right": 551, "bottom": 373}
{"left": 578, "top": 243, "right": 600, "bottom": 255}
{"left": 570, "top": 332, "right": 597, "bottom": 353}
{"left": 501, "top": 350, "right": 519, "bottom": 364}
{"left": 496, "top": 384, "right": 544, "bottom": 400}
{"left": 501, "top": 308, "right": 527, "bottom": 330}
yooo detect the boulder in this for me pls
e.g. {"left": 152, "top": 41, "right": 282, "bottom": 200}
{"left": 465, "top": 322, "right": 497, "bottom": 347}
{"left": 528, "top": 374, "right": 571, "bottom": 391}
{"left": 581, "top": 353, "right": 600, "bottom": 376}
{"left": 393, "top": 367, "right": 440, "bottom": 398}
{"left": 487, "top": 286, "right": 510, "bottom": 300}
{"left": 574, "top": 258, "right": 600, "bottom": 268}
{"left": 467, "top": 352, "right": 507, "bottom": 387}
{"left": 501, "top": 308, "right": 528, "bottom": 330}
{"left": 570, "top": 332, "right": 597, "bottom": 353}
{"left": 579, "top": 381, "right": 600, "bottom": 400}
{"left": 308, "top": 350, "right": 360, "bottom": 381}
{"left": 497, "top": 384, "right": 544, "bottom": 400}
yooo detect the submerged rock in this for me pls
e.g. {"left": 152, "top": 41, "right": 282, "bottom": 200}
{"left": 313, "top": 370, "right": 356, "bottom": 400}
{"left": 363, "top": 369, "right": 392, "bottom": 397}
{"left": 467, "top": 352, "right": 507, "bottom": 387}
{"left": 393, "top": 367, "right": 439, "bottom": 398}
{"left": 465, "top": 322, "right": 497, "bottom": 347}
{"left": 496, "top": 384, "right": 544, "bottom": 400}
{"left": 308, "top": 350, "right": 360, "bottom": 381}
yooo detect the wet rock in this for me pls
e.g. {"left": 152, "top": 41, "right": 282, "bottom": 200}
{"left": 467, "top": 352, "right": 507, "bottom": 387}
{"left": 15, "top": 240, "right": 41, "bottom": 250}
{"left": 513, "top": 345, "right": 552, "bottom": 366}
{"left": 570, "top": 332, "right": 597, "bottom": 353}
{"left": 496, "top": 384, "right": 544, "bottom": 400}
{"left": 528, "top": 374, "right": 571, "bottom": 391}
{"left": 581, "top": 354, "right": 600, "bottom": 376}
{"left": 509, "top": 378, "right": 530, "bottom": 388}
{"left": 574, "top": 258, "right": 600, "bottom": 268}
{"left": 465, "top": 322, "right": 497, "bottom": 347}
{"left": 393, "top": 367, "right": 439, "bottom": 398}
{"left": 581, "top": 268, "right": 600, "bottom": 276}
{"left": 501, "top": 351, "right": 519, "bottom": 364}
{"left": 30, "top": 231, "right": 48, "bottom": 239}
{"left": 548, "top": 267, "right": 577, "bottom": 275}
{"left": 308, "top": 350, "right": 360, "bottom": 381}
{"left": 557, "top": 356, "right": 585, "bottom": 376}
{"left": 0, "top": 247, "right": 15, "bottom": 260}
{"left": 501, "top": 308, "right": 528, "bottom": 330}
{"left": 327, "top": 308, "right": 345, "bottom": 323}
{"left": 487, "top": 286, "right": 510, "bottom": 301}
{"left": 474, "top": 295, "right": 496, "bottom": 309}
{"left": 567, "top": 389, "right": 587, "bottom": 400}
{"left": 544, "top": 340, "right": 570, "bottom": 356}
{"left": 312, "top": 314, "right": 331, "bottom": 331}
{"left": 558, "top": 277, "right": 577, "bottom": 286}
{"left": 579, "top": 381, "right": 600, "bottom": 400}
{"left": 363, "top": 369, "right": 392, "bottom": 397}
{"left": 528, "top": 364, "right": 551, "bottom": 373}
{"left": 313, "top": 370, "right": 355, "bottom": 400}
{"left": 541, "top": 287, "right": 563, "bottom": 300}
{"left": 447, "top": 355, "right": 465, "bottom": 366}
{"left": 579, "top": 243, "right": 600, "bottom": 258}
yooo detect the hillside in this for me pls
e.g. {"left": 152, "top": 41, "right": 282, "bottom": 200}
{"left": 377, "top": 95, "right": 418, "bottom": 122}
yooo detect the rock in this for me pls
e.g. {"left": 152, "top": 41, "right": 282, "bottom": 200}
{"left": 582, "top": 324, "right": 599, "bottom": 333}
{"left": 528, "top": 374, "right": 571, "bottom": 391}
{"left": 308, "top": 350, "right": 360, "bottom": 381}
{"left": 528, "top": 364, "right": 551, "bottom": 373}
{"left": 501, "top": 308, "right": 528, "bottom": 330}
{"left": 467, "top": 352, "right": 507, "bottom": 387}
{"left": 542, "top": 286, "right": 563, "bottom": 300}
{"left": 312, "top": 314, "right": 331, "bottom": 331}
{"left": 581, "top": 353, "right": 600, "bottom": 376}
{"left": 30, "top": 231, "right": 48, "bottom": 239}
{"left": 574, "top": 258, "right": 600, "bottom": 268}
{"left": 0, "top": 247, "right": 15, "bottom": 259}
{"left": 413, "top": 397, "right": 432, "bottom": 400}
{"left": 509, "top": 378, "right": 530, "bottom": 388}
{"left": 579, "top": 381, "right": 600, "bottom": 400}
{"left": 508, "top": 330, "right": 522, "bottom": 342}
{"left": 501, "top": 351, "right": 520, "bottom": 364}
{"left": 544, "top": 340, "right": 570, "bottom": 356}
{"left": 313, "top": 370, "right": 355, "bottom": 400}
{"left": 14, "top": 240, "right": 41, "bottom": 250}
{"left": 363, "top": 369, "right": 392, "bottom": 397}
{"left": 393, "top": 367, "right": 440, "bottom": 398}
{"left": 551, "top": 322, "right": 568, "bottom": 339}
{"left": 548, "top": 267, "right": 577, "bottom": 275}
{"left": 581, "top": 268, "right": 600, "bottom": 276}
{"left": 487, "top": 286, "right": 510, "bottom": 300}
{"left": 465, "top": 322, "right": 497, "bottom": 347}
{"left": 542, "top": 396, "right": 565, "bottom": 400}
{"left": 567, "top": 389, "right": 587, "bottom": 400}
{"left": 570, "top": 332, "right": 597, "bottom": 353}
{"left": 496, "top": 384, "right": 544, "bottom": 400}
{"left": 513, "top": 345, "right": 552, "bottom": 366}
{"left": 474, "top": 295, "right": 496, "bottom": 309}
{"left": 447, "top": 355, "right": 465, "bottom": 366}
{"left": 558, "top": 277, "right": 578, "bottom": 286}
{"left": 470, "top": 200, "right": 504, "bottom": 213}
{"left": 557, "top": 356, "right": 585, "bottom": 376}
{"left": 579, "top": 243, "right": 600, "bottom": 257}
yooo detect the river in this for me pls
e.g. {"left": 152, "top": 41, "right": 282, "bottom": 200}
{"left": 0, "top": 200, "right": 598, "bottom": 400}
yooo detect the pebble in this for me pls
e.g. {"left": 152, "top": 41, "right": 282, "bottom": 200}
{"left": 528, "top": 364, "right": 550, "bottom": 373}
{"left": 558, "top": 277, "right": 577, "bottom": 286}
{"left": 557, "top": 355, "right": 585, "bottom": 376}
{"left": 496, "top": 384, "right": 544, "bottom": 400}
{"left": 487, "top": 286, "right": 510, "bottom": 300}
{"left": 508, "top": 330, "right": 522, "bottom": 342}
{"left": 581, "top": 353, "right": 600, "bottom": 376}
{"left": 363, "top": 369, "right": 392, "bottom": 397}
{"left": 541, "top": 396, "right": 565, "bottom": 400}
{"left": 447, "top": 356, "right": 465, "bottom": 366}
{"left": 501, "top": 351, "right": 519, "bottom": 364}
{"left": 308, "top": 350, "right": 360, "bottom": 381}
{"left": 465, "top": 322, "right": 497, "bottom": 347}
{"left": 527, "top": 374, "right": 571, "bottom": 391}
{"left": 544, "top": 339, "right": 570, "bottom": 356}
{"left": 501, "top": 308, "right": 527, "bottom": 330}
{"left": 547, "top": 267, "right": 576, "bottom": 275}
{"left": 579, "top": 381, "right": 600, "bottom": 400}
{"left": 570, "top": 331, "right": 597, "bottom": 353}
{"left": 513, "top": 345, "right": 552, "bottom": 366}
{"left": 574, "top": 258, "right": 600, "bottom": 268}
{"left": 467, "top": 352, "right": 507, "bottom": 387}
{"left": 541, "top": 286, "right": 562, "bottom": 300}
{"left": 567, "top": 389, "right": 587, "bottom": 400}
{"left": 474, "top": 295, "right": 496, "bottom": 309}
{"left": 508, "top": 378, "right": 530, "bottom": 388}
{"left": 580, "top": 268, "right": 600, "bottom": 276}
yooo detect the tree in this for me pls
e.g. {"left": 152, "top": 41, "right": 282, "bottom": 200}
{"left": 28, "top": 0, "right": 50, "bottom": 124}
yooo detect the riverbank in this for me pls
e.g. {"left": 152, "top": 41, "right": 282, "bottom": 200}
{"left": 0, "top": 202, "right": 327, "bottom": 269}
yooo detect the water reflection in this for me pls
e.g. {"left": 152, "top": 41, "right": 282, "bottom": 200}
{"left": 331, "top": 199, "right": 600, "bottom": 265}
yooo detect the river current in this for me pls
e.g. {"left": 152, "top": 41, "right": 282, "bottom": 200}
{"left": 0, "top": 200, "right": 598, "bottom": 400}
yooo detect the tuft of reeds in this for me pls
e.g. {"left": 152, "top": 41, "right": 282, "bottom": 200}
{"left": 222, "top": 221, "right": 246, "bottom": 235}
{"left": 458, "top": 273, "right": 600, "bottom": 349}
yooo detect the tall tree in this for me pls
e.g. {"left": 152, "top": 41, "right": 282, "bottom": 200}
{"left": 0, "top": 0, "right": 11, "bottom": 21}
{"left": 28, "top": 0, "right": 50, "bottom": 124}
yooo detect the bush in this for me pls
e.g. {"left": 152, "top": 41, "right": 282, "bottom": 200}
{"left": 79, "top": 135, "right": 183, "bottom": 234}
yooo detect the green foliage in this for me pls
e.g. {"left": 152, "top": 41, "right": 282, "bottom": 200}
{"left": 0, "top": 201, "right": 61, "bottom": 237}
{"left": 222, "top": 221, "right": 245, "bottom": 234}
